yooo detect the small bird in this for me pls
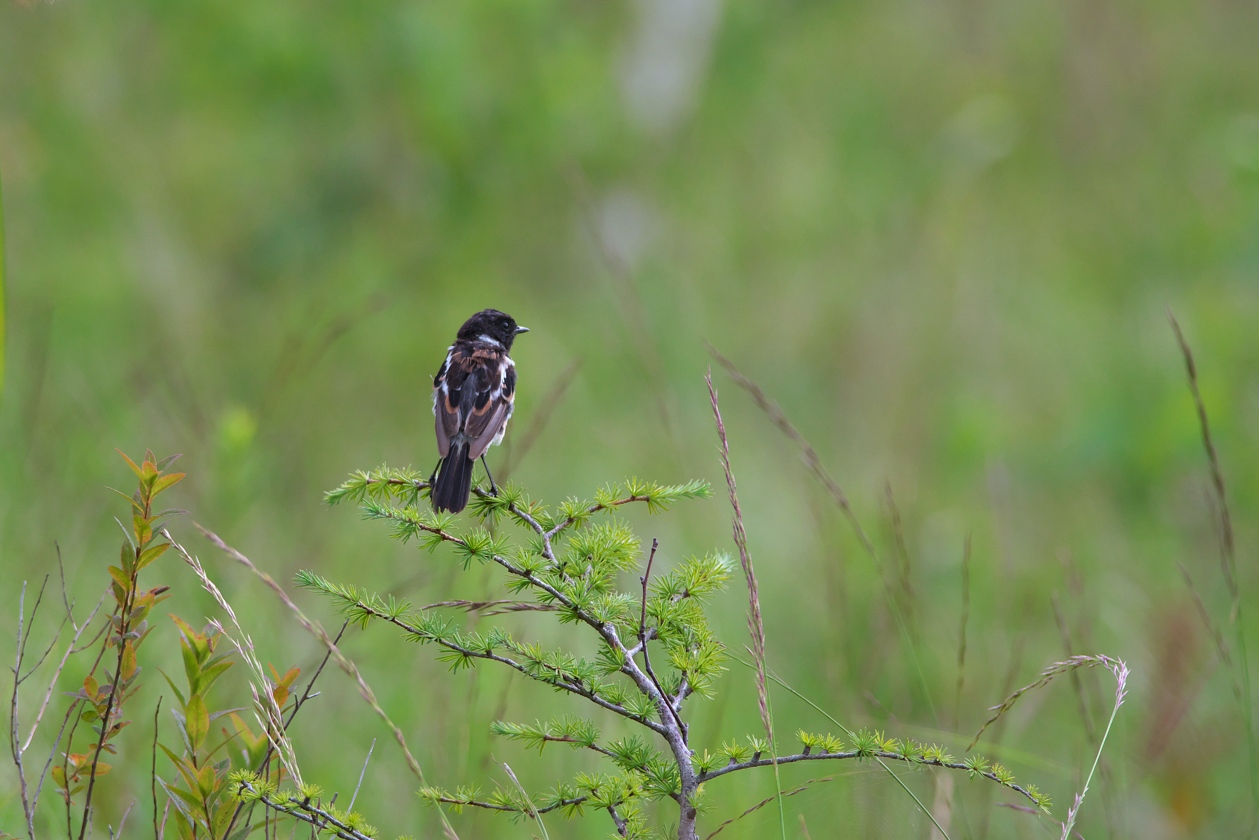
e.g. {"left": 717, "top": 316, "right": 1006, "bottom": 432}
{"left": 430, "top": 309, "right": 529, "bottom": 513}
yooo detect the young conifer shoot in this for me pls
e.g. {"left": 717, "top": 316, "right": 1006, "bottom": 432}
{"left": 304, "top": 467, "right": 1054, "bottom": 839}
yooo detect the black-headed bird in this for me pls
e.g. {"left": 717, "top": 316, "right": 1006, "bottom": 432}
{"left": 430, "top": 309, "right": 528, "bottom": 513}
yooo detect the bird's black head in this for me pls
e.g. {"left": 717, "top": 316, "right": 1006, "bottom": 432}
{"left": 456, "top": 309, "right": 528, "bottom": 350}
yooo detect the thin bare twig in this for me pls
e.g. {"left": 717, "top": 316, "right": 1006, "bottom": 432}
{"left": 607, "top": 803, "right": 629, "bottom": 838}
{"left": 79, "top": 571, "right": 141, "bottom": 840}
{"left": 636, "top": 539, "right": 686, "bottom": 738}
{"left": 109, "top": 799, "right": 135, "bottom": 839}
{"left": 10, "top": 581, "right": 36, "bottom": 839}
{"left": 23, "top": 589, "right": 109, "bottom": 753}
{"left": 151, "top": 697, "right": 161, "bottom": 840}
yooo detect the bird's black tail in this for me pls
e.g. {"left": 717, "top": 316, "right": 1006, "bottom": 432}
{"left": 431, "top": 443, "right": 474, "bottom": 513}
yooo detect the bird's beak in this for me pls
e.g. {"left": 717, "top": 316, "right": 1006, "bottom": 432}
{"left": 515, "top": 326, "right": 530, "bottom": 334}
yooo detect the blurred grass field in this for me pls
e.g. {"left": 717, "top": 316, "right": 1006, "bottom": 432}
{"left": 2, "top": 0, "right": 1259, "bottom": 837}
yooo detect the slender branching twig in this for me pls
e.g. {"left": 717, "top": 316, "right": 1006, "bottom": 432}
{"left": 10, "top": 580, "right": 38, "bottom": 839}
{"left": 150, "top": 697, "right": 161, "bottom": 840}
{"left": 233, "top": 778, "right": 381, "bottom": 840}
{"left": 637, "top": 538, "right": 686, "bottom": 738}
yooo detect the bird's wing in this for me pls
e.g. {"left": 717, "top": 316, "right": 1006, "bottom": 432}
{"left": 433, "top": 349, "right": 456, "bottom": 457}
{"left": 465, "top": 353, "right": 515, "bottom": 460}
{"left": 435, "top": 345, "right": 515, "bottom": 461}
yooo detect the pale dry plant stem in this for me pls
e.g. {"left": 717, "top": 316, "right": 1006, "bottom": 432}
{"left": 501, "top": 761, "right": 550, "bottom": 840}
{"left": 1059, "top": 659, "right": 1129, "bottom": 840}
{"left": 706, "top": 371, "right": 786, "bottom": 839}
{"left": 708, "top": 345, "right": 939, "bottom": 725}
{"left": 163, "top": 531, "right": 303, "bottom": 787}
{"left": 191, "top": 524, "right": 462, "bottom": 840}
{"left": 348, "top": 738, "right": 374, "bottom": 812}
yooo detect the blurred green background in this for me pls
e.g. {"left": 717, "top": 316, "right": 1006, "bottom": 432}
{"left": 3, "top": 0, "right": 1259, "bottom": 837}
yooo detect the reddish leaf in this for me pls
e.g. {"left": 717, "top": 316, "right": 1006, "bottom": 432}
{"left": 117, "top": 449, "right": 144, "bottom": 479}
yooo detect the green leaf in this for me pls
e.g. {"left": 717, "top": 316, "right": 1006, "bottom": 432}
{"left": 159, "top": 743, "right": 202, "bottom": 793}
{"left": 197, "top": 762, "right": 217, "bottom": 797}
{"left": 105, "top": 485, "right": 144, "bottom": 513}
{"left": 198, "top": 657, "right": 235, "bottom": 697}
{"left": 106, "top": 565, "right": 130, "bottom": 592}
{"left": 117, "top": 449, "right": 144, "bottom": 480}
{"left": 186, "top": 694, "right": 209, "bottom": 753}
{"left": 133, "top": 513, "right": 153, "bottom": 547}
{"left": 137, "top": 542, "right": 169, "bottom": 571}
{"left": 151, "top": 472, "right": 186, "bottom": 497}
{"left": 156, "top": 453, "right": 183, "bottom": 471}
{"left": 120, "top": 641, "right": 138, "bottom": 681}
{"left": 157, "top": 667, "right": 187, "bottom": 710}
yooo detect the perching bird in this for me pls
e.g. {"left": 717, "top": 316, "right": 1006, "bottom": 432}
{"left": 430, "top": 309, "right": 528, "bottom": 513}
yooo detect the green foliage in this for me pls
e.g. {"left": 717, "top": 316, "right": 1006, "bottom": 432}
{"left": 307, "top": 467, "right": 1061, "bottom": 836}
{"left": 55, "top": 451, "right": 181, "bottom": 812}
{"left": 851, "top": 728, "right": 880, "bottom": 760}
{"left": 490, "top": 716, "right": 601, "bottom": 753}
{"left": 992, "top": 763, "right": 1016, "bottom": 785}
{"left": 963, "top": 754, "right": 991, "bottom": 780}
{"left": 796, "top": 731, "right": 845, "bottom": 757}
{"left": 156, "top": 611, "right": 305, "bottom": 838}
